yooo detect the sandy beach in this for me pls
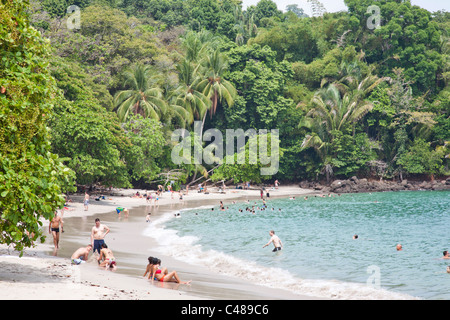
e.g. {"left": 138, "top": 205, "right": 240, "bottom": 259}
{"left": 0, "top": 185, "right": 322, "bottom": 300}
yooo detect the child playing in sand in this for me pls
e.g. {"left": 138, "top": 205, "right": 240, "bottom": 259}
{"left": 116, "top": 207, "right": 129, "bottom": 218}
{"left": 98, "top": 243, "right": 117, "bottom": 270}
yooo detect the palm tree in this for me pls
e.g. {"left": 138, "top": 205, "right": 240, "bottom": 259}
{"left": 114, "top": 64, "right": 167, "bottom": 122}
{"left": 299, "top": 84, "right": 375, "bottom": 182}
{"left": 175, "top": 59, "right": 210, "bottom": 125}
{"left": 234, "top": 13, "right": 258, "bottom": 46}
{"left": 159, "top": 76, "right": 192, "bottom": 129}
{"left": 197, "top": 49, "right": 237, "bottom": 126}
{"left": 305, "top": 84, "right": 374, "bottom": 133}
{"left": 175, "top": 30, "right": 223, "bottom": 127}
{"left": 181, "top": 30, "right": 220, "bottom": 64}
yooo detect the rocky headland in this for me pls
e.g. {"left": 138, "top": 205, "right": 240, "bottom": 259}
{"left": 299, "top": 176, "right": 450, "bottom": 194}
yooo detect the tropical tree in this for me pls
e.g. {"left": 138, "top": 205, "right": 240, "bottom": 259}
{"left": 382, "top": 68, "right": 437, "bottom": 179}
{"left": 302, "top": 84, "right": 375, "bottom": 134}
{"left": 180, "top": 29, "right": 220, "bottom": 64}
{"left": 175, "top": 59, "right": 210, "bottom": 125}
{"left": 197, "top": 49, "right": 237, "bottom": 127}
{"left": 114, "top": 63, "right": 167, "bottom": 122}
{"left": 299, "top": 84, "right": 375, "bottom": 182}
{"left": 159, "top": 74, "right": 194, "bottom": 129}
{"left": 0, "top": 0, "right": 74, "bottom": 253}
{"left": 122, "top": 115, "right": 166, "bottom": 184}
{"left": 234, "top": 12, "right": 258, "bottom": 46}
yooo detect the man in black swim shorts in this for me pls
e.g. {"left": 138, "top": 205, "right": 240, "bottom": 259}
{"left": 49, "top": 211, "right": 63, "bottom": 250}
{"left": 262, "top": 230, "right": 283, "bottom": 252}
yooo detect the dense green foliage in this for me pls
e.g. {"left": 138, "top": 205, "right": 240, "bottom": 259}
{"left": 3, "top": 0, "right": 449, "bottom": 249}
{"left": 1, "top": 0, "right": 75, "bottom": 252}
{"left": 30, "top": 0, "right": 450, "bottom": 185}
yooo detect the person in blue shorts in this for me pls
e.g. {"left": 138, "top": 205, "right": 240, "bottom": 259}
{"left": 91, "top": 218, "right": 110, "bottom": 254}
{"left": 115, "top": 207, "right": 128, "bottom": 218}
{"left": 71, "top": 244, "right": 92, "bottom": 265}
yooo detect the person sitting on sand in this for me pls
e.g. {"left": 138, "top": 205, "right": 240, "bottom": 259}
{"left": 143, "top": 256, "right": 159, "bottom": 279}
{"left": 71, "top": 244, "right": 92, "bottom": 265}
{"left": 152, "top": 259, "right": 191, "bottom": 284}
{"left": 98, "top": 243, "right": 116, "bottom": 270}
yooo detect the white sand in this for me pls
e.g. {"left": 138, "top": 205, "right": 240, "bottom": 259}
{"left": 0, "top": 185, "right": 318, "bottom": 300}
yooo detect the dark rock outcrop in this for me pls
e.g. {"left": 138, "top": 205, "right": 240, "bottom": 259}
{"left": 300, "top": 177, "right": 450, "bottom": 194}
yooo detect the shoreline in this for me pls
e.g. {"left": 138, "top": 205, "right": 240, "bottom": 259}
{"left": 0, "top": 185, "right": 322, "bottom": 300}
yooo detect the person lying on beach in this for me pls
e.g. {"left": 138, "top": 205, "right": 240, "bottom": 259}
{"left": 71, "top": 244, "right": 92, "bottom": 265}
{"left": 151, "top": 259, "right": 191, "bottom": 284}
{"left": 98, "top": 243, "right": 117, "bottom": 270}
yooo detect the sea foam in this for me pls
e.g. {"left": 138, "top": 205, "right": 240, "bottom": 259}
{"left": 143, "top": 211, "right": 417, "bottom": 300}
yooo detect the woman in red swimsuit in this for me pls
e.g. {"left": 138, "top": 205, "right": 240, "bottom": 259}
{"left": 143, "top": 256, "right": 159, "bottom": 279}
{"left": 148, "top": 258, "right": 191, "bottom": 284}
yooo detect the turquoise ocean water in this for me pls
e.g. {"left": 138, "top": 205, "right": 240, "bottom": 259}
{"left": 143, "top": 191, "right": 450, "bottom": 300}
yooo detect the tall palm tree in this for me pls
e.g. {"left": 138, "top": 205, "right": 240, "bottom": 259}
{"left": 175, "top": 59, "right": 210, "bottom": 124}
{"left": 197, "top": 49, "right": 237, "bottom": 125}
{"left": 114, "top": 64, "right": 167, "bottom": 122}
{"left": 159, "top": 76, "right": 192, "bottom": 129}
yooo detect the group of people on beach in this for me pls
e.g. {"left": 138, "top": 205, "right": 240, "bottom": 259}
{"left": 132, "top": 187, "right": 187, "bottom": 204}
{"left": 70, "top": 218, "right": 116, "bottom": 270}
{"left": 67, "top": 215, "right": 192, "bottom": 284}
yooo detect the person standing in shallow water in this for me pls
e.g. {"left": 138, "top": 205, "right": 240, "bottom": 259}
{"left": 263, "top": 230, "right": 283, "bottom": 252}
{"left": 84, "top": 192, "right": 89, "bottom": 211}
{"left": 91, "top": 218, "right": 110, "bottom": 255}
{"left": 49, "top": 211, "right": 63, "bottom": 250}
